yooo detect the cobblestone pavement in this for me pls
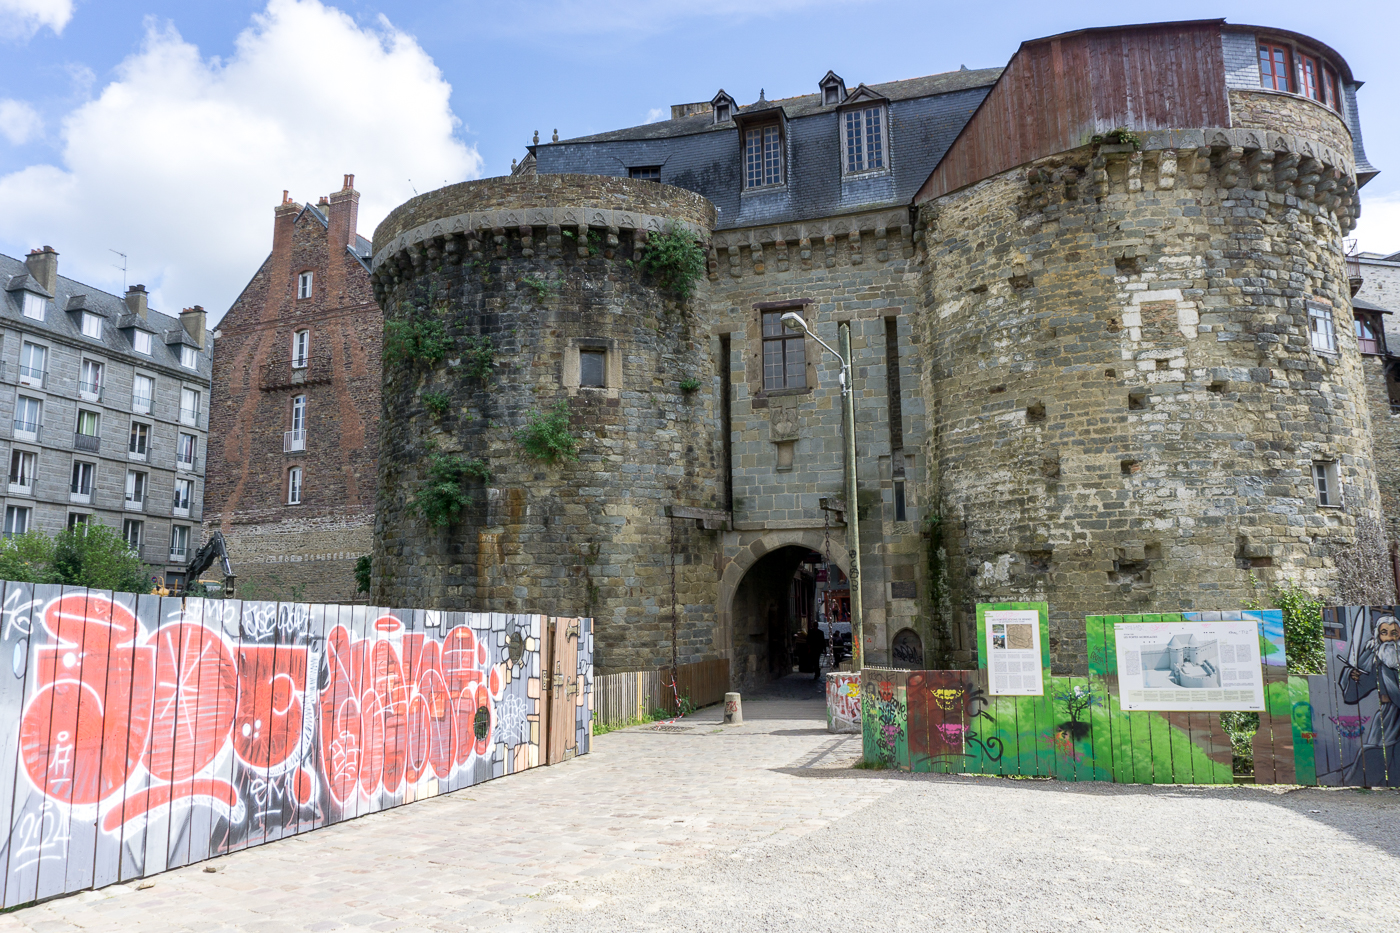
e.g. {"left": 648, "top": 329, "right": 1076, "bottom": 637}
{"left": 6, "top": 674, "right": 1398, "bottom": 933}
{"left": 0, "top": 677, "right": 879, "bottom": 932}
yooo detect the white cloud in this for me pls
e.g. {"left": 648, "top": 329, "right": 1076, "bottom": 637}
{"left": 644, "top": 107, "right": 667, "bottom": 124}
{"left": 0, "top": 0, "right": 481, "bottom": 320}
{"left": 0, "top": 0, "right": 73, "bottom": 40}
{"left": 1353, "top": 190, "right": 1400, "bottom": 258}
{"left": 0, "top": 99, "right": 42, "bottom": 144}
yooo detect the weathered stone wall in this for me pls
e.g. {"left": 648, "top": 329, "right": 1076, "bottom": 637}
{"left": 703, "top": 209, "right": 934, "bottom": 675}
{"left": 916, "top": 135, "right": 1387, "bottom": 673}
{"left": 369, "top": 177, "right": 722, "bottom": 675}
{"left": 1362, "top": 354, "right": 1400, "bottom": 550}
{"left": 1229, "top": 90, "right": 1355, "bottom": 159}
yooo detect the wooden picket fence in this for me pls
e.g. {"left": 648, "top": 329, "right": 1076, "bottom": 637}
{"left": 594, "top": 658, "right": 730, "bottom": 728}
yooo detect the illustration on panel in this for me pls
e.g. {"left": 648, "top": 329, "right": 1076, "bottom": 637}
{"left": 1312, "top": 606, "right": 1400, "bottom": 787}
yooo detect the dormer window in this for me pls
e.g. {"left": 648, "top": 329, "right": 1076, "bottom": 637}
{"left": 843, "top": 105, "right": 886, "bottom": 174}
{"left": 81, "top": 312, "right": 103, "bottom": 339}
{"left": 711, "top": 90, "right": 736, "bottom": 125}
{"left": 133, "top": 330, "right": 152, "bottom": 355}
{"left": 744, "top": 124, "right": 783, "bottom": 188}
{"left": 819, "top": 70, "right": 847, "bottom": 107}
{"left": 21, "top": 291, "right": 44, "bottom": 320}
{"left": 825, "top": 86, "right": 840, "bottom": 105}
{"left": 181, "top": 345, "right": 198, "bottom": 369}
{"left": 715, "top": 104, "right": 730, "bottom": 123}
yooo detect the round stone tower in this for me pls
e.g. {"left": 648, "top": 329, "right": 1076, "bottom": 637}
{"left": 368, "top": 175, "right": 721, "bottom": 674}
{"left": 914, "top": 24, "right": 1392, "bottom": 671}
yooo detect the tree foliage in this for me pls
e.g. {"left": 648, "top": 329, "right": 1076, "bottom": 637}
{"left": 0, "top": 526, "right": 151, "bottom": 593}
{"left": 640, "top": 227, "right": 706, "bottom": 301}
{"left": 384, "top": 317, "right": 452, "bottom": 368}
{"left": 410, "top": 451, "right": 490, "bottom": 528}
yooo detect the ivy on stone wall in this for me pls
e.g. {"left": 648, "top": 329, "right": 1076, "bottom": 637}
{"left": 411, "top": 449, "right": 491, "bottom": 527}
{"left": 517, "top": 402, "right": 579, "bottom": 464}
{"left": 384, "top": 317, "right": 452, "bottom": 368}
{"left": 640, "top": 228, "right": 706, "bottom": 301}
{"left": 461, "top": 336, "right": 495, "bottom": 380}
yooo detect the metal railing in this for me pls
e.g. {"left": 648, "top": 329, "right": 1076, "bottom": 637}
{"left": 284, "top": 429, "right": 306, "bottom": 452}
{"left": 124, "top": 495, "right": 145, "bottom": 511}
{"left": 18, "top": 366, "right": 46, "bottom": 388}
{"left": 262, "top": 354, "right": 332, "bottom": 390}
{"left": 73, "top": 432, "right": 100, "bottom": 453}
{"left": 132, "top": 395, "right": 153, "bottom": 414}
{"left": 12, "top": 421, "right": 41, "bottom": 441}
{"left": 79, "top": 380, "right": 103, "bottom": 400}
{"left": 179, "top": 408, "right": 200, "bottom": 426}
{"left": 7, "top": 481, "right": 32, "bottom": 496}
{"left": 169, "top": 546, "right": 188, "bottom": 562}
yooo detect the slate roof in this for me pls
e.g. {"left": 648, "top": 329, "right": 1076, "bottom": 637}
{"left": 0, "top": 253, "right": 213, "bottom": 381}
{"left": 1353, "top": 296, "right": 1393, "bottom": 314}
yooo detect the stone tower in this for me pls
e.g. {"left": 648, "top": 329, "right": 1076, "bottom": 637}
{"left": 368, "top": 175, "right": 722, "bottom": 673}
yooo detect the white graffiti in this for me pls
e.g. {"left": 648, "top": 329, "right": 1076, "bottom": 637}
{"left": 9, "top": 801, "right": 71, "bottom": 872}
{"left": 495, "top": 694, "right": 529, "bottom": 747}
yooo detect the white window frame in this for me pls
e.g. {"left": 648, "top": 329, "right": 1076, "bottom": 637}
{"left": 743, "top": 124, "right": 783, "bottom": 189}
{"left": 180, "top": 345, "right": 199, "bottom": 369}
{"left": 285, "top": 394, "right": 307, "bottom": 451}
{"left": 298, "top": 271, "right": 314, "bottom": 300}
{"left": 125, "top": 470, "right": 147, "bottom": 510}
{"left": 14, "top": 396, "right": 41, "bottom": 441}
{"left": 133, "top": 330, "right": 153, "bottom": 355}
{"left": 292, "top": 330, "right": 310, "bottom": 368}
{"left": 169, "top": 524, "right": 190, "bottom": 561}
{"left": 80, "top": 359, "right": 104, "bottom": 400}
{"left": 76, "top": 409, "right": 101, "bottom": 438}
{"left": 123, "top": 518, "right": 143, "bottom": 551}
{"left": 133, "top": 374, "right": 155, "bottom": 414}
{"left": 288, "top": 466, "right": 303, "bottom": 505}
{"left": 177, "top": 433, "right": 197, "bottom": 470}
{"left": 70, "top": 460, "right": 95, "bottom": 503}
{"left": 81, "top": 312, "right": 104, "bottom": 340}
{"left": 4, "top": 505, "right": 31, "bottom": 536}
{"left": 173, "top": 477, "right": 193, "bottom": 516}
{"left": 67, "top": 513, "right": 90, "bottom": 532}
{"left": 1313, "top": 460, "right": 1342, "bottom": 508}
{"left": 1309, "top": 302, "right": 1337, "bottom": 353}
{"left": 19, "top": 341, "right": 46, "bottom": 388}
{"left": 180, "top": 387, "right": 200, "bottom": 426}
{"left": 841, "top": 105, "right": 887, "bottom": 175}
{"left": 21, "top": 291, "right": 44, "bottom": 321}
{"left": 129, "top": 421, "right": 150, "bottom": 460}
{"left": 8, "top": 449, "right": 35, "bottom": 495}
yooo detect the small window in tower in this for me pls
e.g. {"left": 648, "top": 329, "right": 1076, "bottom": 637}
{"left": 1300, "top": 54, "right": 1323, "bottom": 102}
{"left": 580, "top": 349, "right": 606, "bottom": 388}
{"left": 1309, "top": 302, "right": 1337, "bottom": 353}
{"left": 298, "top": 271, "right": 313, "bottom": 299}
{"left": 628, "top": 166, "right": 661, "bottom": 181}
{"left": 761, "top": 310, "right": 806, "bottom": 391}
{"left": 1259, "top": 43, "right": 1292, "bottom": 92}
{"left": 1323, "top": 66, "right": 1340, "bottom": 110}
{"left": 893, "top": 479, "right": 907, "bottom": 522}
{"left": 1313, "top": 460, "right": 1341, "bottom": 508}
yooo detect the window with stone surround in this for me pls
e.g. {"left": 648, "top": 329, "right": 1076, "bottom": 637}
{"left": 1313, "top": 460, "right": 1341, "bottom": 507}
{"left": 761, "top": 310, "right": 806, "bottom": 391}
{"left": 579, "top": 348, "right": 606, "bottom": 388}
{"left": 842, "top": 106, "right": 886, "bottom": 174}
{"left": 5, "top": 505, "right": 31, "bottom": 536}
{"left": 1308, "top": 302, "right": 1337, "bottom": 353}
{"left": 744, "top": 124, "right": 782, "bottom": 189}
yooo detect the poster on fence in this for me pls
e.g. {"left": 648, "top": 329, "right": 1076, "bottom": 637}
{"left": 1114, "top": 619, "right": 1266, "bottom": 711}
{"left": 979, "top": 603, "right": 1046, "bottom": 696}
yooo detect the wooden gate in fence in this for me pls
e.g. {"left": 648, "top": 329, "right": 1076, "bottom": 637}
{"left": 540, "top": 616, "right": 594, "bottom": 764}
{"left": 593, "top": 658, "right": 730, "bottom": 728}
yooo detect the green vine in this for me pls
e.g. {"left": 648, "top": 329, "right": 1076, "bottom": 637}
{"left": 1092, "top": 127, "right": 1142, "bottom": 149}
{"left": 517, "top": 402, "right": 579, "bottom": 464}
{"left": 640, "top": 227, "right": 706, "bottom": 300}
{"left": 410, "top": 449, "right": 491, "bottom": 528}
{"left": 422, "top": 391, "right": 451, "bottom": 418}
{"left": 520, "top": 275, "right": 555, "bottom": 299}
{"left": 384, "top": 317, "right": 452, "bottom": 368}
{"left": 461, "top": 336, "right": 495, "bottom": 380}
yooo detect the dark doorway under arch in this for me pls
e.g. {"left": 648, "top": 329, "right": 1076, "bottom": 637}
{"left": 729, "top": 545, "right": 847, "bottom": 692}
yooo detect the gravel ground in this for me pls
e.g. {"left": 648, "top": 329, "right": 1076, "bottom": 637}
{"left": 534, "top": 768, "right": 1400, "bottom": 933}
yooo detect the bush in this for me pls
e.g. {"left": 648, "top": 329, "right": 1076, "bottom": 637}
{"left": 462, "top": 335, "right": 494, "bottom": 380}
{"left": 1245, "top": 575, "right": 1325, "bottom": 675}
{"left": 422, "top": 391, "right": 451, "bottom": 418}
{"left": 640, "top": 227, "right": 706, "bottom": 300}
{"left": 384, "top": 317, "right": 452, "bottom": 368}
{"left": 355, "top": 555, "right": 372, "bottom": 594}
{"left": 517, "top": 403, "right": 579, "bottom": 464}
{"left": 0, "top": 530, "right": 57, "bottom": 584}
{"left": 51, "top": 525, "right": 150, "bottom": 592}
{"left": 410, "top": 451, "right": 490, "bottom": 527}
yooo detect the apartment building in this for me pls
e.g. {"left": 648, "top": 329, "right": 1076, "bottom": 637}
{"left": 1, "top": 247, "right": 212, "bottom": 589}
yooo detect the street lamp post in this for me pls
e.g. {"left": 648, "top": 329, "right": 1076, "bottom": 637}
{"left": 780, "top": 312, "right": 863, "bottom": 670}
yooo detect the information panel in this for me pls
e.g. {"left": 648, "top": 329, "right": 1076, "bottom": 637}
{"left": 984, "top": 608, "right": 1044, "bottom": 696}
{"left": 1114, "top": 619, "right": 1266, "bottom": 711}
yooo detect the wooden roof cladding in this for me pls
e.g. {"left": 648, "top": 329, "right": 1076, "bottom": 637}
{"left": 916, "top": 20, "right": 1231, "bottom": 202}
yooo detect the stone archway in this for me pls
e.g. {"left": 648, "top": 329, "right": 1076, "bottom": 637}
{"left": 717, "top": 530, "right": 851, "bottom": 691}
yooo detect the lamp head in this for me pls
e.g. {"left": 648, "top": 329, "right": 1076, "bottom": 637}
{"left": 780, "top": 311, "right": 808, "bottom": 333}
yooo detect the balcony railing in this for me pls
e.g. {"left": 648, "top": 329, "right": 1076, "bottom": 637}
{"left": 79, "top": 380, "right": 103, "bottom": 400}
{"left": 176, "top": 454, "right": 199, "bottom": 472}
{"left": 18, "top": 366, "right": 47, "bottom": 388}
{"left": 73, "top": 432, "right": 100, "bottom": 453}
{"left": 124, "top": 495, "right": 145, "bottom": 512}
{"left": 13, "top": 422, "right": 41, "bottom": 441}
{"left": 284, "top": 429, "right": 306, "bottom": 452}
{"left": 261, "top": 354, "right": 333, "bottom": 391}
{"left": 169, "top": 546, "right": 188, "bottom": 562}
{"left": 180, "top": 408, "right": 200, "bottom": 427}
{"left": 70, "top": 488, "right": 92, "bottom": 504}
{"left": 132, "top": 395, "right": 153, "bottom": 414}
{"left": 7, "top": 481, "right": 32, "bottom": 496}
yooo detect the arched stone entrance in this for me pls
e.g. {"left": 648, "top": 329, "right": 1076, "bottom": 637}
{"left": 718, "top": 530, "right": 851, "bottom": 691}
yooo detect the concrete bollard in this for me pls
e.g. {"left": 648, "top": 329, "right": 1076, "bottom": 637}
{"left": 723, "top": 692, "right": 743, "bottom": 725}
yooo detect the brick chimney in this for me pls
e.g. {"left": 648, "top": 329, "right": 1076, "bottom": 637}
{"left": 326, "top": 174, "right": 359, "bottom": 250}
{"left": 24, "top": 246, "right": 58, "bottom": 294}
{"left": 181, "top": 305, "right": 207, "bottom": 349}
{"left": 125, "top": 284, "right": 149, "bottom": 319}
{"left": 273, "top": 189, "right": 300, "bottom": 259}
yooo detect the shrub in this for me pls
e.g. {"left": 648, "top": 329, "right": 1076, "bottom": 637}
{"left": 1244, "top": 575, "right": 1325, "bottom": 675}
{"left": 679, "top": 377, "right": 702, "bottom": 393}
{"left": 462, "top": 335, "right": 495, "bottom": 381}
{"left": 355, "top": 555, "right": 372, "bottom": 594}
{"left": 640, "top": 227, "right": 706, "bottom": 300}
{"left": 410, "top": 451, "right": 491, "bottom": 527}
{"left": 422, "top": 391, "right": 451, "bottom": 418}
{"left": 51, "top": 525, "right": 150, "bottom": 593}
{"left": 383, "top": 317, "right": 452, "bottom": 368}
{"left": 517, "top": 402, "right": 579, "bottom": 464}
{"left": 0, "top": 530, "right": 57, "bottom": 584}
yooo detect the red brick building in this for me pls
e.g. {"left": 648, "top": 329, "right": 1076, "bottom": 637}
{"left": 205, "top": 176, "right": 380, "bottom": 602}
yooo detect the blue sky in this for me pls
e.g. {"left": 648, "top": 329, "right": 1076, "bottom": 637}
{"left": 1, "top": 0, "right": 1397, "bottom": 318}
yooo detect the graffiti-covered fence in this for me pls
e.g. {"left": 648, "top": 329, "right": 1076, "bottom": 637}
{"left": 0, "top": 582, "right": 593, "bottom": 906}
{"left": 862, "top": 608, "right": 1308, "bottom": 784}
